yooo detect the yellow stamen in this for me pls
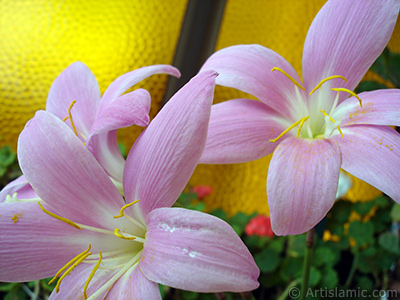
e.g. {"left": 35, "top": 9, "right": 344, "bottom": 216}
{"left": 113, "top": 200, "right": 140, "bottom": 219}
{"left": 114, "top": 228, "right": 136, "bottom": 240}
{"left": 83, "top": 251, "right": 102, "bottom": 299}
{"left": 55, "top": 252, "right": 92, "bottom": 293}
{"left": 270, "top": 116, "right": 309, "bottom": 142}
{"left": 309, "top": 75, "right": 348, "bottom": 95}
{"left": 62, "top": 116, "right": 69, "bottom": 122}
{"left": 296, "top": 116, "right": 309, "bottom": 138}
{"left": 67, "top": 100, "right": 79, "bottom": 136}
{"left": 271, "top": 67, "right": 305, "bottom": 91}
{"left": 38, "top": 202, "right": 81, "bottom": 230}
{"left": 320, "top": 110, "right": 336, "bottom": 123}
{"left": 49, "top": 244, "right": 91, "bottom": 285}
{"left": 331, "top": 88, "right": 362, "bottom": 107}
{"left": 337, "top": 126, "right": 344, "bottom": 138}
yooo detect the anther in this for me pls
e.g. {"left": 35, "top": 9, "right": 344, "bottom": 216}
{"left": 113, "top": 200, "right": 140, "bottom": 219}
{"left": 83, "top": 251, "right": 102, "bottom": 299}
{"left": 114, "top": 228, "right": 137, "bottom": 240}
{"left": 331, "top": 88, "right": 362, "bottom": 107}
{"left": 38, "top": 202, "right": 82, "bottom": 230}
{"left": 270, "top": 116, "right": 309, "bottom": 142}
{"left": 271, "top": 67, "right": 305, "bottom": 91}
{"left": 309, "top": 75, "right": 348, "bottom": 95}
{"left": 49, "top": 244, "right": 92, "bottom": 285}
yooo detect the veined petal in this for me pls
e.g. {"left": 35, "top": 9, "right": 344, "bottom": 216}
{"left": 0, "top": 175, "right": 38, "bottom": 203}
{"left": 199, "top": 98, "right": 288, "bottom": 164}
{"left": 303, "top": 0, "right": 400, "bottom": 97}
{"left": 332, "top": 89, "right": 400, "bottom": 127}
{"left": 200, "top": 44, "right": 302, "bottom": 115}
{"left": 0, "top": 202, "right": 119, "bottom": 282}
{"left": 267, "top": 137, "right": 341, "bottom": 236}
{"left": 332, "top": 125, "right": 400, "bottom": 203}
{"left": 18, "top": 111, "right": 125, "bottom": 228}
{"left": 86, "top": 131, "right": 126, "bottom": 184}
{"left": 48, "top": 263, "right": 116, "bottom": 300}
{"left": 99, "top": 65, "right": 180, "bottom": 111}
{"left": 105, "top": 266, "right": 161, "bottom": 300}
{"left": 89, "top": 89, "right": 151, "bottom": 138}
{"left": 46, "top": 62, "right": 100, "bottom": 139}
{"left": 123, "top": 71, "right": 217, "bottom": 220}
{"left": 141, "top": 207, "right": 260, "bottom": 293}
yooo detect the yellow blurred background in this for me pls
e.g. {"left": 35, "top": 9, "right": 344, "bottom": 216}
{"left": 1, "top": 0, "right": 398, "bottom": 216}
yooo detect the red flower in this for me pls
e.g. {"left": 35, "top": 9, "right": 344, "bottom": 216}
{"left": 245, "top": 215, "right": 274, "bottom": 238}
{"left": 192, "top": 185, "right": 213, "bottom": 198}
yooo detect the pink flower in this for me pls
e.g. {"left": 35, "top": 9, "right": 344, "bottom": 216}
{"left": 0, "top": 71, "right": 259, "bottom": 299}
{"left": 199, "top": 0, "right": 400, "bottom": 235}
{"left": 192, "top": 185, "right": 214, "bottom": 198}
{"left": 1, "top": 62, "right": 180, "bottom": 202}
{"left": 245, "top": 215, "right": 274, "bottom": 238}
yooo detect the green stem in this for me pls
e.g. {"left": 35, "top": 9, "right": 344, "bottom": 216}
{"left": 300, "top": 228, "right": 315, "bottom": 300}
{"left": 345, "top": 250, "right": 359, "bottom": 287}
{"left": 277, "top": 280, "right": 299, "bottom": 300}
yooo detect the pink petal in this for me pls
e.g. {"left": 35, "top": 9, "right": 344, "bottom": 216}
{"left": 200, "top": 44, "right": 303, "bottom": 116}
{"left": 332, "top": 89, "right": 400, "bottom": 127}
{"left": 199, "top": 98, "right": 288, "bottom": 164}
{"left": 267, "top": 137, "right": 341, "bottom": 235}
{"left": 48, "top": 263, "right": 116, "bottom": 300}
{"left": 0, "top": 202, "right": 118, "bottom": 282}
{"left": 302, "top": 0, "right": 400, "bottom": 97}
{"left": 141, "top": 207, "right": 260, "bottom": 293}
{"left": 18, "top": 111, "right": 125, "bottom": 229}
{"left": 0, "top": 175, "right": 38, "bottom": 203}
{"left": 99, "top": 65, "right": 180, "bottom": 111}
{"left": 46, "top": 62, "right": 100, "bottom": 140}
{"left": 89, "top": 89, "right": 151, "bottom": 138}
{"left": 332, "top": 125, "right": 400, "bottom": 202}
{"left": 105, "top": 266, "right": 161, "bottom": 300}
{"left": 123, "top": 71, "right": 217, "bottom": 220}
{"left": 86, "top": 131, "right": 126, "bottom": 184}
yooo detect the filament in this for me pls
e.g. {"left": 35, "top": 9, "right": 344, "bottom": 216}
{"left": 113, "top": 200, "right": 140, "bottom": 219}
{"left": 38, "top": 202, "right": 81, "bottom": 230}
{"left": 309, "top": 75, "right": 348, "bottom": 95}
{"left": 83, "top": 251, "right": 102, "bottom": 299}
{"left": 331, "top": 88, "right": 362, "bottom": 107}
{"left": 270, "top": 116, "right": 309, "bottom": 142}
{"left": 271, "top": 67, "right": 305, "bottom": 90}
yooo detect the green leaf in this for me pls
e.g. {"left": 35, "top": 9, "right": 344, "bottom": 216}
{"left": 355, "top": 81, "right": 387, "bottom": 93}
{"left": 0, "top": 145, "right": 16, "bottom": 167}
{"left": 210, "top": 209, "right": 227, "bottom": 221}
{"left": 357, "top": 276, "right": 374, "bottom": 292}
{"left": 313, "top": 247, "right": 338, "bottom": 267}
{"left": 378, "top": 232, "right": 400, "bottom": 254}
{"left": 181, "top": 290, "right": 199, "bottom": 300}
{"left": 254, "top": 248, "right": 281, "bottom": 273}
{"left": 347, "top": 221, "right": 374, "bottom": 247}
{"left": 280, "top": 257, "right": 303, "bottom": 281}
{"left": 319, "top": 268, "right": 338, "bottom": 289}
{"left": 391, "top": 203, "right": 400, "bottom": 222}
{"left": 0, "top": 282, "right": 18, "bottom": 291}
{"left": 269, "top": 238, "right": 286, "bottom": 254}
{"left": 308, "top": 267, "right": 321, "bottom": 287}
{"left": 353, "top": 201, "right": 376, "bottom": 216}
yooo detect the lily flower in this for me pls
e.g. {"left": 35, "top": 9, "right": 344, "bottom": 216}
{"left": 0, "top": 71, "right": 259, "bottom": 299}
{"left": 199, "top": 0, "right": 400, "bottom": 235}
{"left": 1, "top": 62, "right": 180, "bottom": 201}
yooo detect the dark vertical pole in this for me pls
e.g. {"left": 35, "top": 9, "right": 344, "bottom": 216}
{"left": 162, "top": 0, "right": 227, "bottom": 105}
